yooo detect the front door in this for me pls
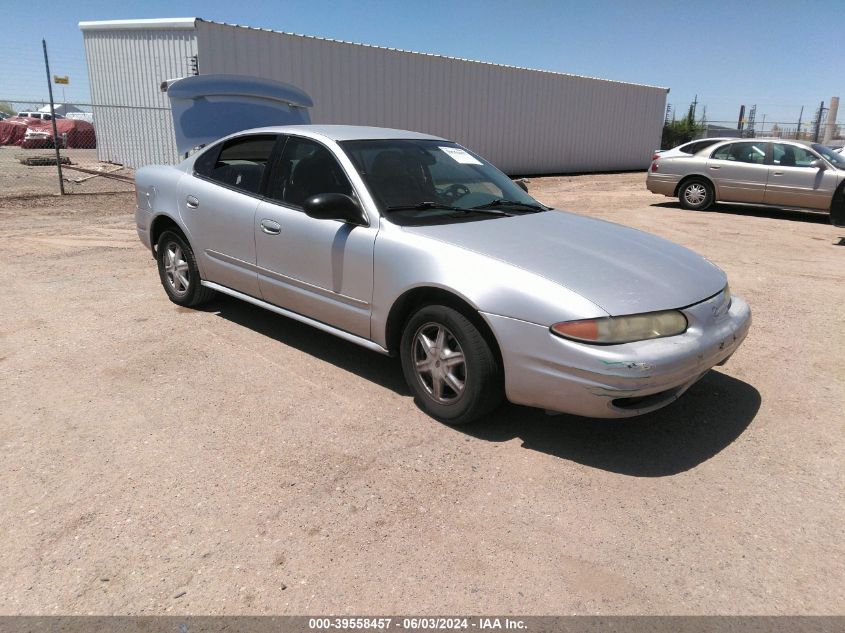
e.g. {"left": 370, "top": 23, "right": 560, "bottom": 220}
{"left": 178, "top": 134, "right": 278, "bottom": 297}
{"left": 764, "top": 143, "right": 839, "bottom": 210}
{"left": 255, "top": 135, "right": 377, "bottom": 338}
{"left": 707, "top": 141, "right": 770, "bottom": 204}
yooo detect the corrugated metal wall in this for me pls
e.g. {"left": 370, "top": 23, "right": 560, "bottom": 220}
{"left": 81, "top": 19, "right": 667, "bottom": 173}
{"left": 196, "top": 21, "right": 666, "bottom": 174}
{"left": 82, "top": 28, "right": 197, "bottom": 166}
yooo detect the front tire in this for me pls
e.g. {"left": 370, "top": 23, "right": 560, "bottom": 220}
{"left": 400, "top": 305, "right": 502, "bottom": 425}
{"left": 155, "top": 230, "right": 215, "bottom": 307}
{"left": 679, "top": 178, "right": 714, "bottom": 210}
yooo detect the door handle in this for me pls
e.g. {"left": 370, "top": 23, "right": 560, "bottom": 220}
{"left": 260, "top": 219, "right": 281, "bottom": 235}
{"left": 773, "top": 172, "right": 784, "bottom": 176}
{"left": 185, "top": 195, "right": 199, "bottom": 209}
{"left": 709, "top": 165, "right": 720, "bottom": 170}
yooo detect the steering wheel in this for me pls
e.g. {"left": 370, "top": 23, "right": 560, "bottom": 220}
{"left": 441, "top": 183, "right": 470, "bottom": 203}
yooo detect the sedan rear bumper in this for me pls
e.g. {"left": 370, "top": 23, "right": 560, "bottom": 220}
{"left": 482, "top": 292, "right": 751, "bottom": 418}
{"left": 646, "top": 173, "right": 679, "bottom": 197}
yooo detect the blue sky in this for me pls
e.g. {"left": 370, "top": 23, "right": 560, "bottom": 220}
{"left": 1, "top": 0, "right": 841, "bottom": 127}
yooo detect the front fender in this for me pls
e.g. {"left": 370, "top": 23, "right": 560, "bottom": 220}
{"left": 370, "top": 223, "right": 607, "bottom": 349}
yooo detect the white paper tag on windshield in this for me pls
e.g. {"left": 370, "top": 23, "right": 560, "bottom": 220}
{"left": 439, "top": 146, "right": 483, "bottom": 165}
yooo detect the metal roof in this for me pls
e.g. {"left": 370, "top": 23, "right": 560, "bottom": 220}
{"left": 77, "top": 17, "right": 668, "bottom": 92}
{"left": 79, "top": 18, "right": 197, "bottom": 30}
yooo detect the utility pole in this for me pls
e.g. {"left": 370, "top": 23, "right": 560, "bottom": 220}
{"left": 797, "top": 105, "right": 804, "bottom": 138}
{"left": 42, "top": 39, "right": 64, "bottom": 195}
{"left": 737, "top": 105, "right": 746, "bottom": 133}
{"left": 813, "top": 101, "right": 826, "bottom": 142}
{"left": 687, "top": 95, "right": 698, "bottom": 124}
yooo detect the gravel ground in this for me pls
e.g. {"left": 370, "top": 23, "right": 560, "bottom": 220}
{"left": 0, "top": 172, "right": 842, "bottom": 615}
{"left": 0, "top": 146, "right": 133, "bottom": 197}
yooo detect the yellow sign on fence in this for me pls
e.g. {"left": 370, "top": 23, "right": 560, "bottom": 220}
{"left": 53, "top": 75, "right": 69, "bottom": 85}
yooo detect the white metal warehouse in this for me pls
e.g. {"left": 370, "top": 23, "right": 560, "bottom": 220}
{"left": 80, "top": 18, "right": 668, "bottom": 173}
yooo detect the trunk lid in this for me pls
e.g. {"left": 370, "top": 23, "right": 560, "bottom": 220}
{"left": 163, "top": 74, "right": 313, "bottom": 157}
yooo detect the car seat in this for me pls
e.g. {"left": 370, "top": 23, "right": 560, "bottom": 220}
{"left": 286, "top": 155, "right": 349, "bottom": 206}
{"left": 369, "top": 150, "right": 435, "bottom": 207}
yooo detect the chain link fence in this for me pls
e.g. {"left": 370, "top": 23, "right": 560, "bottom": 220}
{"left": 702, "top": 120, "right": 843, "bottom": 144}
{"left": 1, "top": 98, "right": 135, "bottom": 197}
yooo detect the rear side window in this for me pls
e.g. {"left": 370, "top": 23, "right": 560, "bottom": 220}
{"left": 712, "top": 142, "right": 767, "bottom": 164}
{"left": 194, "top": 134, "right": 277, "bottom": 195}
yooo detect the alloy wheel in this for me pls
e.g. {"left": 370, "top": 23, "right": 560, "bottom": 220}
{"left": 412, "top": 322, "right": 467, "bottom": 404}
{"left": 163, "top": 242, "right": 190, "bottom": 295}
{"left": 684, "top": 183, "right": 707, "bottom": 206}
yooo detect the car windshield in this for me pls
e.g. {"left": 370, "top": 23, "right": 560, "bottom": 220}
{"left": 340, "top": 139, "right": 546, "bottom": 225}
{"left": 812, "top": 143, "right": 845, "bottom": 169}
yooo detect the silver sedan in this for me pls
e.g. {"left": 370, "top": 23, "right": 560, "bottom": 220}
{"left": 136, "top": 123, "right": 751, "bottom": 424}
{"left": 647, "top": 138, "right": 845, "bottom": 219}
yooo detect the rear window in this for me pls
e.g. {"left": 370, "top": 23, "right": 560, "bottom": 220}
{"left": 681, "top": 139, "right": 721, "bottom": 154}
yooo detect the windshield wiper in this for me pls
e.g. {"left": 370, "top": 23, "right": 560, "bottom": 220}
{"left": 384, "top": 202, "right": 512, "bottom": 216}
{"left": 470, "top": 199, "right": 546, "bottom": 212}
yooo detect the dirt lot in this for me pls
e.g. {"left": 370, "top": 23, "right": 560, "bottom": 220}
{"left": 0, "top": 146, "right": 133, "bottom": 196}
{"left": 1, "top": 169, "right": 843, "bottom": 615}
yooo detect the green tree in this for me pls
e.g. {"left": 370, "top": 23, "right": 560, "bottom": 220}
{"left": 661, "top": 104, "right": 705, "bottom": 149}
{"left": 0, "top": 101, "right": 15, "bottom": 116}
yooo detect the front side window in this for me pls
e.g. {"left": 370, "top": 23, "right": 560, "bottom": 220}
{"left": 340, "top": 139, "right": 544, "bottom": 225}
{"left": 811, "top": 143, "right": 845, "bottom": 169}
{"left": 194, "top": 134, "right": 277, "bottom": 195}
{"left": 268, "top": 136, "right": 353, "bottom": 207}
{"left": 773, "top": 144, "right": 817, "bottom": 167}
{"left": 712, "top": 142, "right": 767, "bottom": 164}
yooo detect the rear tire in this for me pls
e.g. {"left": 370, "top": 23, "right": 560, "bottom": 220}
{"left": 679, "top": 178, "right": 714, "bottom": 210}
{"left": 155, "top": 230, "right": 215, "bottom": 307}
{"left": 400, "top": 305, "right": 503, "bottom": 425}
{"left": 831, "top": 183, "right": 845, "bottom": 227}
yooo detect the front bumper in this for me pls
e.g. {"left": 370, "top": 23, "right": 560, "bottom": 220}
{"left": 482, "top": 292, "right": 751, "bottom": 418}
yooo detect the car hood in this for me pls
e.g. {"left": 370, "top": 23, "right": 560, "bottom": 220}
{"left": 402, "top": 210, "right": 726, "bottom": 316}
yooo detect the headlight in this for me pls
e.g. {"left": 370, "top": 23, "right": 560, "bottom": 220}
{"left": 551, "top": 310, "right": 688, "bottom": 345}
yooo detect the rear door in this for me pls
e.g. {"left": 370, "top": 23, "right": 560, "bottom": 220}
{"left": 764, "top": 143, "right": 839, "bottom": 210}
{"left": 707, "top": 141, "right": 770, "bottom": 203}
{"left": 254, "top": 135, "right": 377, "bottom": 338}
{"left": 178, "top": 133, "right": 279, "bottom": 297}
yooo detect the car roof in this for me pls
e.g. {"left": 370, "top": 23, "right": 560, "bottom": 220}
{"left": 246, "top": 124, "right": 447, "bottom": 143}
{"left": 712, "top": 137, "right": 817, "bottom": 147}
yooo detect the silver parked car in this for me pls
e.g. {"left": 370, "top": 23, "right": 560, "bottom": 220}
{"left": 647, "top": 138, "right": 845, "bottom": 222}
{"left": 135, "top": 75, "right": 751, "bottom": 424}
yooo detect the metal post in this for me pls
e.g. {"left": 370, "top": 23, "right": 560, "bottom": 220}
{"left": 42, "top": 39, "right": 64, "bottom": 194}
{"left": 797, "top": 106, "right": 804, "bottom": 138}
{"left": 813, "top": 101, "right": 824, "bottom": 143}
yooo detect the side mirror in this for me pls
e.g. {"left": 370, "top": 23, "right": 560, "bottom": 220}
{"left": 303, "top": 193, "right": 366, "bottom": 225}
{"left": 513, "top": 178, "right": 529, "bottom": 192}
{"left": 810, "top": 159, "right": 826, "bottom": 170}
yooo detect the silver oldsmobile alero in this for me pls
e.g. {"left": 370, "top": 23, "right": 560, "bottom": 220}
{"left": 135, "top": 75, "right": 751, "bottom": 425}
